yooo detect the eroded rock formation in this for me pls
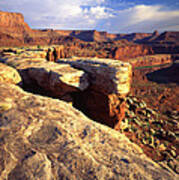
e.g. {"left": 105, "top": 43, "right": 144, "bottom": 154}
{"left": 58, "top": 58, "right": 132, "bottom": 128}
{"left": 129, "top": 54, "right": 173, "bottom": 67}
{"left": 0, "top": 11, "right": 31, "bottom": 46}
{"left": 1, "top": 47, "right": 132, "bottom": 128}
{"left": 113, "top": 45, "right": 153, "bottom": 60}
{"left": 0, "top": 82, "right": 177, "bottom": 180}
{"left": 1, "top": 10, "right": 178, "bottom": 59}
{"left": 46, "top": 45, "right": 65, "bottom": 62}
{"left": 0, "top": 49, "right": 89, "bottom": 101}
{"left": 0, "top": 63, "right": 21, "bottom": 84}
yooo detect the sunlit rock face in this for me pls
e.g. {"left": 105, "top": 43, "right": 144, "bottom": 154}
{"left": 129, "top": 54, "right": 173, "bottom": 67}
{"left": 58, "top": 58, "right": 132, "bottom": 128}
{"left": 0, "top": 82, "right": 176, "bottom": 180}
{"left": 0, "top": 62, "right": 21, "bottom": 85}
{"left": 1, "top": 49, "right": 89, "bottom": 98}
{"left": 58, "top": 58, "right": 132, "bottom": 96}
{"left": 1, "top": 48, "right": 132, "bottom": 128}
{"left": 113, "top": 45, "right": 153, "bottom": 60}
{"left": 0, "top": 11, "right": 31, "bottom": 46}
{"left": 46, "top": 46, "right": 65, "bottom": 62}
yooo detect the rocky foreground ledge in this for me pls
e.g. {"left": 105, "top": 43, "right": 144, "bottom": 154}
{"left": 0, "top": 48, "right": 132, "bottom": 129}
{"left": 0, "top": 47, "right": 178, "bottom": 179}
{"left": 0, "top": 82, "right": 177, "bottom": 180}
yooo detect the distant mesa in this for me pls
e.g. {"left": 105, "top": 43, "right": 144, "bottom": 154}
{"left": 0, "top": 10, "right": 179, "bottom": 56}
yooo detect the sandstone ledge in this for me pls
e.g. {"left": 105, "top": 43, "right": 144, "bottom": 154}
{"left": 0, "top": 62, "right": 21, "bottom": 84}
{"left": 58, "top": 57, "right": 132, "bottom": 96}
{"left": 0, "top": 82, "right": 177, "bottom": 180}
{"left": 0, "top": 49, "right": 132, "bottom": 128}
{"left": 1, "top": 51, "right": 89, "bottom": 97}
{"left": 129, "top": 54, "right": 172, "bottom": 67}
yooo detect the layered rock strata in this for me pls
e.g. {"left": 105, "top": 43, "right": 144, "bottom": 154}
{"left": 1, "top": 48, "right": 132, "bottom": 128}
{"left": 0, "top": 82, "right": 177, "bottom": 180}
{"left": 1, "top": 50, "right": 89, "bottom": 100}
{"left": 0, "top": 46, "right": 66, "bottom": 61}
{"left": 113, "top": 45, "right": 153, "bottom": 60}
{"left": 58, "top": 58, "right": 132, "bottom": 128}
{"left": 129, "top": 54, "right": 173, "bottom": 67}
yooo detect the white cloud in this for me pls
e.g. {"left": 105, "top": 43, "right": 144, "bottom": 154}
{"left": 0, "top": 1, "right": 179, "bottom": 32}
{"left": 88, "top": 6, "right": 113, "bottom": 19}
{"left": 106, "top": 5, "right": 179, "bottom": 33}
{"left": 131, "top": 5, "right": 179, "bottom": 24}
{"left": 0, "top": 0, "right": 113, "bottom": 29}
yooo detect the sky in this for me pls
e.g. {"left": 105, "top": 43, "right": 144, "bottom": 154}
{"left": 0, "top": 0, "right": 179, "bottom": 33}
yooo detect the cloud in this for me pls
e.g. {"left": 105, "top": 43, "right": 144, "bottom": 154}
{"left": 103, "top": 4, "right": 179, "bottom": 33}
{"left": 0, "top": 1, "right": 179, "bottom": 33}
{"left": 131, "top": 5, "right": 179, "bottom": 24}
{"left": 0, "top": 0, "right": 113, "bottom": 29}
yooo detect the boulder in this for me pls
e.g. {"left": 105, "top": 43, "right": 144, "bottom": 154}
{"left": 2, "top": 52, "right": 89, "bottom": 98}
{"left": 59, "top": 58, "right": 132, "bottom": 96}
{"left": 58, "top": 58, "right": 132, "bottom": 128}
{"left": 0, "top": 82, "right": 177, "bottom": 180}
{"left": 0, "top": 63, "right": 21, "bottom": 84}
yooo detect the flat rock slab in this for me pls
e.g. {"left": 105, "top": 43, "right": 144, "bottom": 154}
{"left": 0, "top": 82, "right": 177, "bottom": 180}
{"left": 129, "top": 54, "right": 172, "bottom": 67}
{"left": 1, "top": 53, "right": 89, "bottom": 96}
{"left": 0, "top": 62, "right": 21, "bottom": 84}
{"left": 58, "top": 58, "right": 132, "bottom": 96}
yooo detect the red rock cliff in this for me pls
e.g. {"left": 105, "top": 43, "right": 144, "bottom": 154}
{"left": 112, "top": 45, "right": 154, "bottom": 60}
{"left": 0, "top": 11, "right": 31, "bottom": 35}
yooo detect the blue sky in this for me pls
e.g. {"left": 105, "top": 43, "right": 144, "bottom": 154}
{"left": 0, "top": 0, "right": 179, "bottom": 33}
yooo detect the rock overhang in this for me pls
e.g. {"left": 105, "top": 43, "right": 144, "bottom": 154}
{"left": 0, "top": 47, "right": 132, "bottom": 128}
{"left": 57, "top": 57, "right": 132, "bottom": 96}
{"left": 0, "top": 82, "right": 177, "bottom": 180}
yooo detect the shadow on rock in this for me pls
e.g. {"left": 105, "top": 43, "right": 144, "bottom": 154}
{"left": 146, "top": 61, "right": 179, "bottom": 84}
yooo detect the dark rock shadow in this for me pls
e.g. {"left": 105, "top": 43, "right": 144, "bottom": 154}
{"left": 146, "top": 62, "right": 179, "bottom": 84}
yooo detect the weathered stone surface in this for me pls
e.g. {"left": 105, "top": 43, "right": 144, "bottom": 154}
{"left": 113, "top": 45, "right": 153, "bottom": 60}
{"left": 1, "top": 51, "right": 132, "bottom": 128}
{"left": 0, "top": 82, "right": 177, "bottom": 180}
{"left": 58, "top": 58, "right": 132, "bottom": 128}
{"left": 59, "top": 57, "right": 132, "bottom": 96}
{"left": 1, "top": 51, "right": 89, "bottom": 97}
{"left": 46, "top": 45, "right": 65, "bottom": 62}
{"left": 0, "top": 63, "right": 21, "bottom": 84}
{"left": 129, "top": 54, "right": 172, "bottom": 67}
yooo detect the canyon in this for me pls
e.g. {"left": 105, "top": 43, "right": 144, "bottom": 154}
{"left": 0, "top": 46, "right": 178, "bottom": 179}
{"left": 0, "top": 11, "right": 179, "bottom": 59}
{"left": 0, "top": 10, "right": 179, "bottom": 179}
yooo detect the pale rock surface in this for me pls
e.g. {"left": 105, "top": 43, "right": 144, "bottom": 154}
{"left": 58, "top": 58, "right": 132, "bottom": 128}
{"left": 0, "top": 62, "right": 21, "bottom": 84}
{"left": 0, "top": 82, "right": 177, "bottom": 180}
{"left": 1, "top": 52, "right": 89, "bottom": 97}
{"left": 58, "top": 57, "right": 132, "bottom": 96}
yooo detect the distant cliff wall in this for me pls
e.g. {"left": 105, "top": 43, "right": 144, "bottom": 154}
{"left": 112, "top": 45, "right": 154, "bottom": 60}
{"left": 0, "top": 11, "right": 31, "bottom": 35}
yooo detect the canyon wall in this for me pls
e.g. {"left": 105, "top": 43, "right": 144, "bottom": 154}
{"left": 0, "top": 11, "right": 178, "bottom": 61}
{"left": 0, "top": 47, "right": 132, "bottom": 129}
{"left": 112, "top": 45, "right": 153, "bottom": 60}
{"left": 129, "top": 54, "right": 173, "bottom": 67}
{"left": 0, "top": 11, "right": 31, "bottom": 36}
